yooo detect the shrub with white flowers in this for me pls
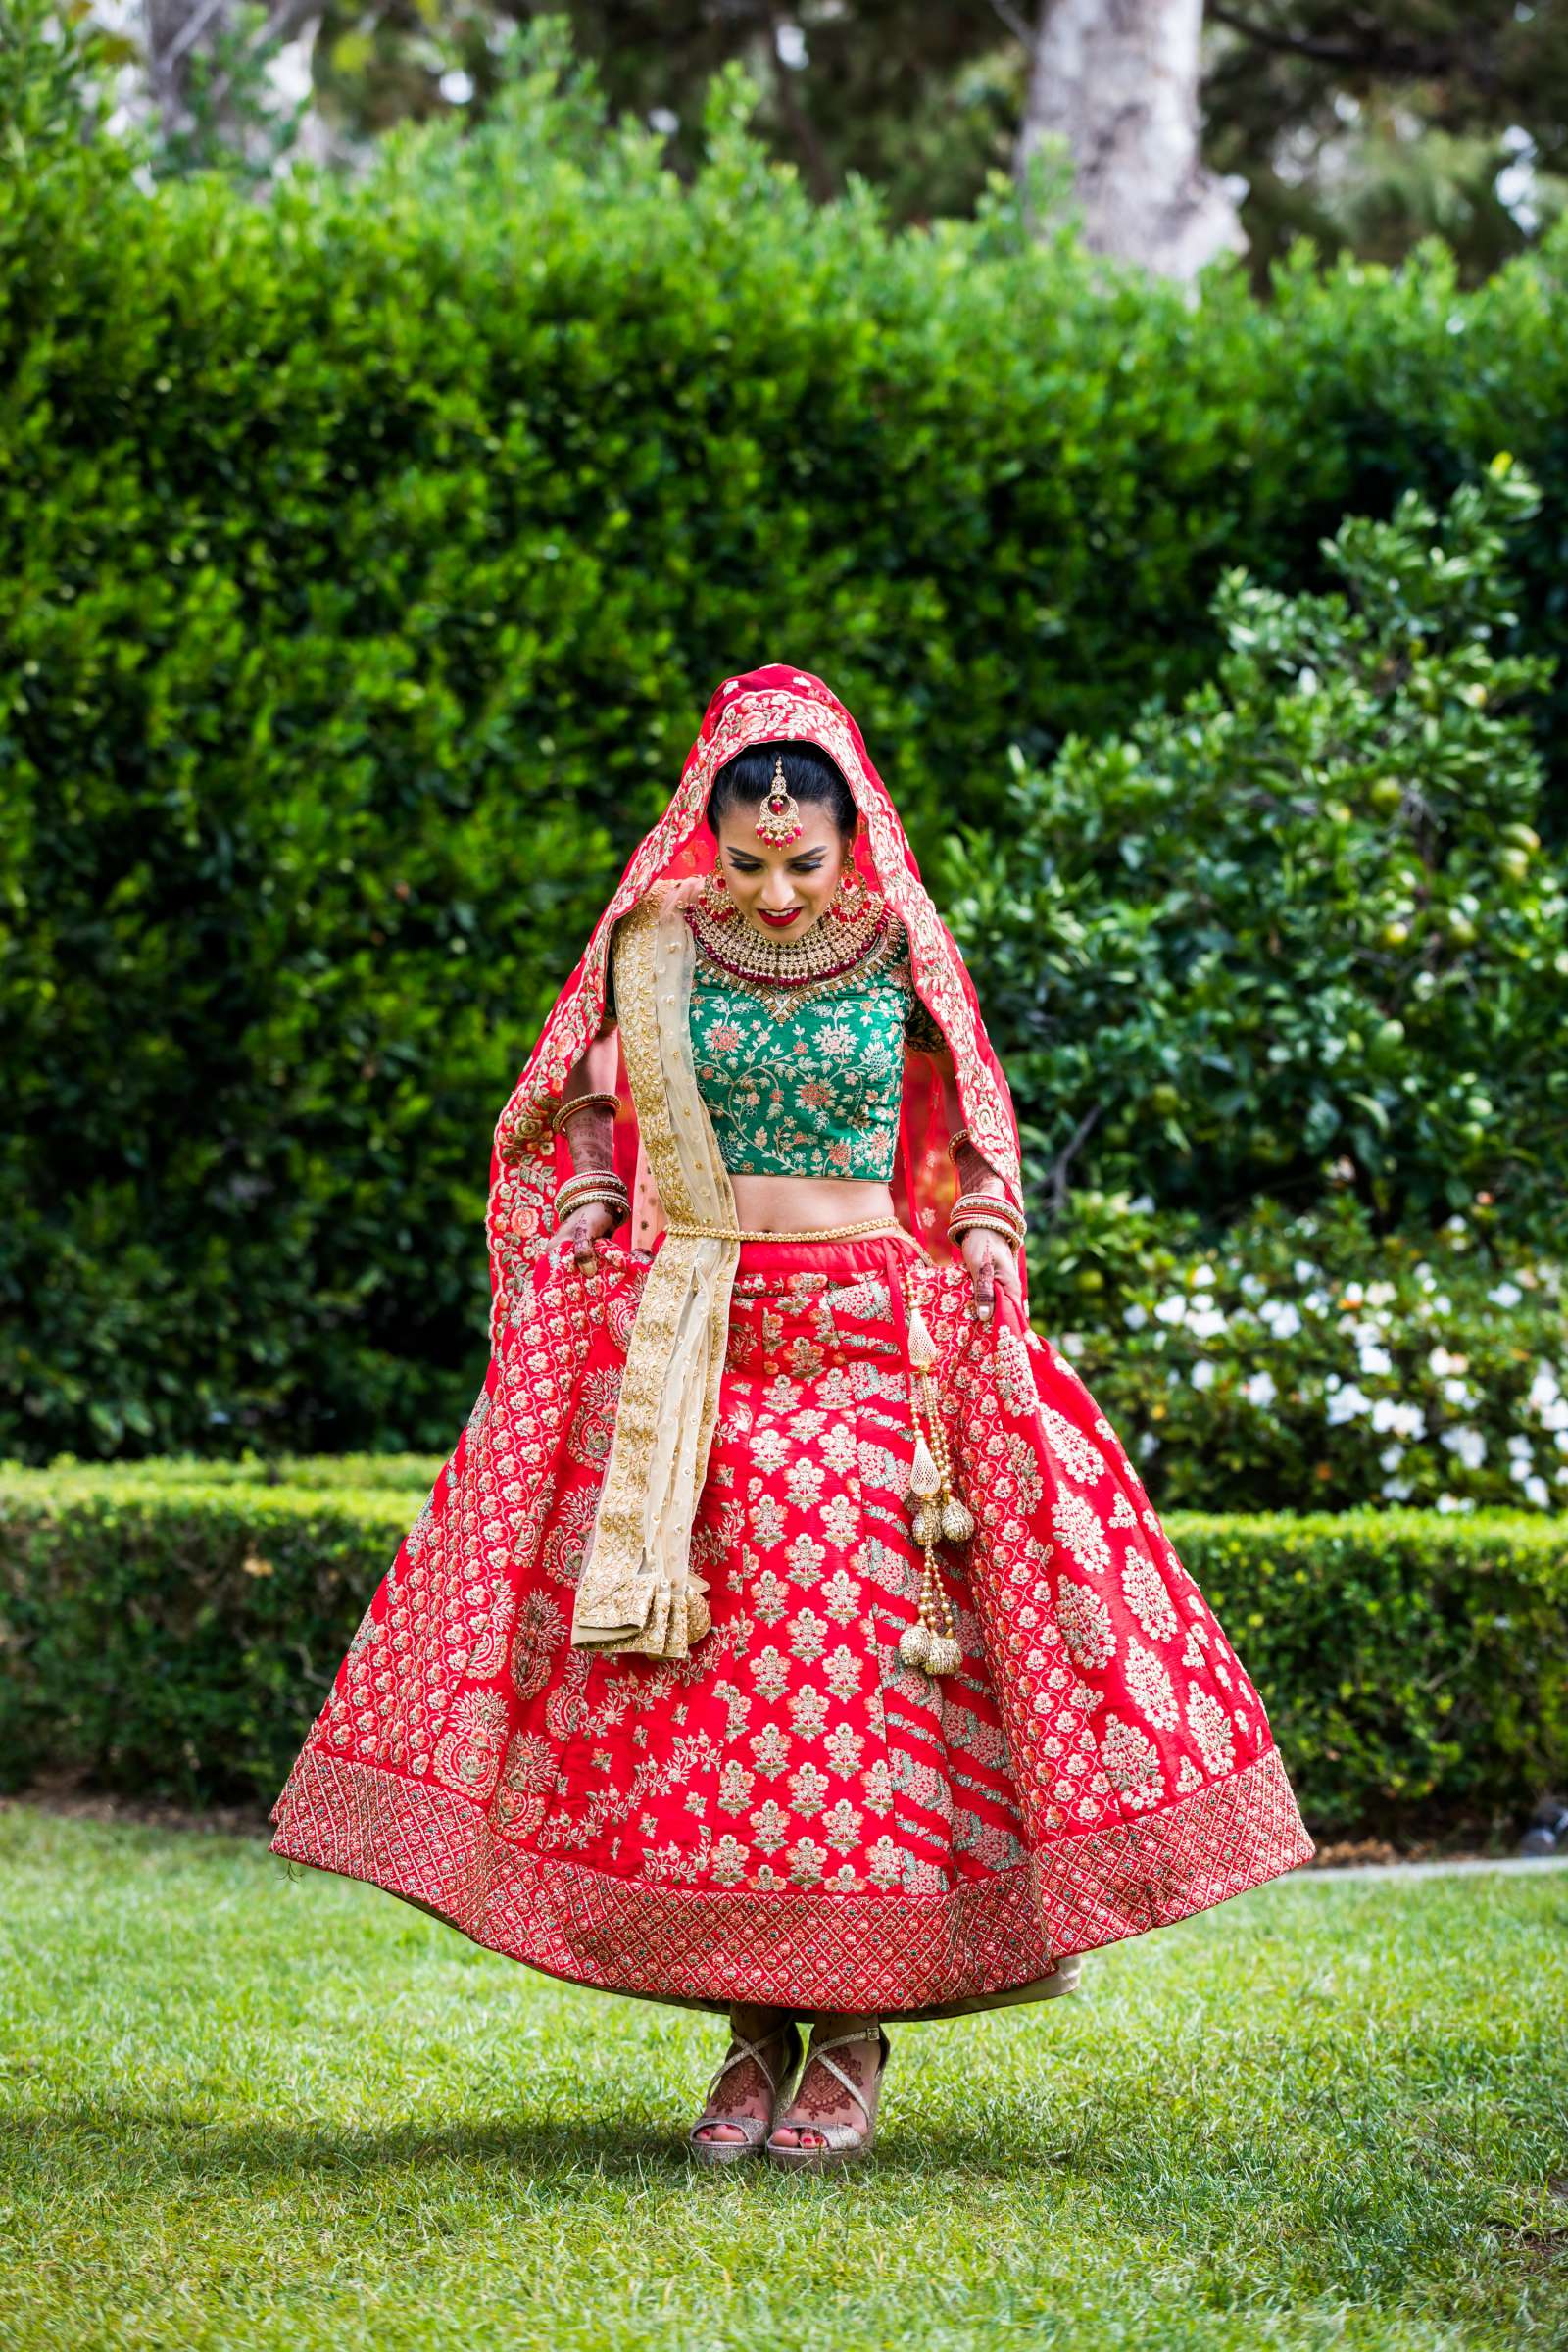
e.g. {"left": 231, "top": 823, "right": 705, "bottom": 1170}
{"left": 1028, "top": 1188, "right": 1566, "bottom": 1515}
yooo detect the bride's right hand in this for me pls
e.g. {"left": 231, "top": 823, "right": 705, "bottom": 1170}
{"left": 561, "top": 1200, "right": 621, "bottom": 1270}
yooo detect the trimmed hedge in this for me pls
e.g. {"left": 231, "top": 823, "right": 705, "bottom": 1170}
{"left": 9, "top": 20, "right": 1568, "bottom": 1464}
{"left": 2, "top": 1463, "right": 1562, "bottom": 1838}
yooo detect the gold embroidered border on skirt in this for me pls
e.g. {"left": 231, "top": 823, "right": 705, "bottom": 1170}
{"left": 270, "top": 1745, "right": 1311, "bottom": 2023}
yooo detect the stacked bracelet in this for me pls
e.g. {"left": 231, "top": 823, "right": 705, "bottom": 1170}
{"left": 556, "top": 1170, "right": 630, "bottom": 1225}
{"left": 949, "top": 1215, "right": 1024, "bottom": 1250}
{"left": 948, "top": 1188, "right": 1027, "bottom": 1249}
{"left": 551, "top": 1089, "right": 619, "bottom": 1137}
{"left": 944, "top": 1127, "right": 972, "bottom": 1166}
{"left": 951, "top": 1188, "right": 1025, "bottom": 1231}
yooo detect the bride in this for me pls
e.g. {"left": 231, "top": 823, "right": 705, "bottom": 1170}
{"left": 270, "top": 662, "right": 1314, "bottom": 2172}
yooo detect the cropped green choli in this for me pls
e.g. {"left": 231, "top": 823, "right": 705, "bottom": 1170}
{"left": 605, "top": 914, "right": 948, "bottom": 1181}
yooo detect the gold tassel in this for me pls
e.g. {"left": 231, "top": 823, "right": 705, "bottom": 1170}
{"left": 911, "top": 1499, "right": 943, "bottom": 1547}
{"left": 906, "top": 1303, "right": 938, "bottom": 1372}
{"left": 899, "top": 1620, "right": 935, "bottom": 1670}
{"left": 940, "top": 1494, "right": 975, "bottom": 1544}
{"left": 907, "top": 1434, "right": 942, "bottom": 1497}
{"left": 923, "top": 1633, "right": 964, "bottom": 1676}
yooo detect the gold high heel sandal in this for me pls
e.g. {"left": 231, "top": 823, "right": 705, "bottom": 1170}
{"left": 765, "top": 2023, "right": 890, "bottom": 2172}
{"left": 687, "top": 2018, "right": 804, "bottom": 2168}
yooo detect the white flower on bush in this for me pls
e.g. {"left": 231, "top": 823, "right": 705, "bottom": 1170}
{"left": 1489, "top": 1282, "right": 1523, "bottom": 1307}
{"left": 1304, "top": 1290, "right": 1331, "bottom": 1315}
{"left": 1381, "top": 1476, "right": 1415, "bottom": 1500}
{"left": 1372, "top": 1398, "right": 1425, "bottom": 1438}
{"left": 1239, "top": 1273, "right": 1267, "bottom": 1300}
{"left": 1365, "top": 1282, "right": 1397, "bottom": 1307}
{"left": 1526, "top": 1475, "right": 1551, "bottom": 1508}
{"left": 1429, "top": 1346, "right": 1468, "bottom": 1377}
{"left": 1439, "top": 1426, "right": 1487, "bottom": 1469}
{"left": 1325, "top": 1381, "right": 1373, "bottom": 1425}
{"left": 1186, "top": 1306, "right": 1228, "bottom": 1339}
{"left": 1507, "top": 1434, "right": 1534, "bottom": 1459}
{"left": 1357, "top": 1341, "right": 1394, "bottom": 1377}
{"left": 1154, "top": 1296, "right": 1188, "bottom": 1325}
{"left": 1435, "top": 1493, "right": 1477, "bottom": 1513}
{"left": 1244, "top": 1371, "right": 1277, "bottom": 1408}
{"left": 1123, "top": 1302, "right": 1150, "bottom": 1330}
{"left": 1293, "top": 1259, "right": 1316, "bottom": 1283}
{"left": 1191, "top": 1361, "right": 1216, "bottom": 1390}
{"left": 1260, "top": 1301, "right": 1301, "bottom": 1339}
{"left": 1441, "top": 1378, "right": 1477, "bottom": 1407}
{"left": 1378, "top": 1443, "right": 1405, "bottom": 1470}
{"left": 1191, "top": 1265, "right": 1216, "bottom": 1289}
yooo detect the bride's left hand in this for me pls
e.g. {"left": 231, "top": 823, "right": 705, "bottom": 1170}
{"left": 959, "top": 1226, "right": 1023, "bottom": 1326}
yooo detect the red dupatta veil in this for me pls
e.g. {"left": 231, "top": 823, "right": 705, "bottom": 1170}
{"left": 486, "top": 664, "right": 1025, "bottom": 1345}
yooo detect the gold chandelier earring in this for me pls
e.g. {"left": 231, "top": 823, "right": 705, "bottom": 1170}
{"left": 828, "top": 858, "right": 871, "bottom": 925}
{"left": 700, "top": 864, "right": 738, "bottom": 922}
{"left": 754, "top": 753, "right": 804, "bottom": 847}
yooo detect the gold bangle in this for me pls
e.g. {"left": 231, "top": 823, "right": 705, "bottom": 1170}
{"left": 556, "top": 1179, "right": 630, "bottom": 1214}
{"left": 948, "top": 1214, "right": 1023, "bottom": 1249}
{"left": 945, "top": 1128, "right": 972, "bottom": 1165}
{"left": 550, "top": 1089, "right": 619, "bottom": 1136}
{"left": 951, "top": 1188, "right": 1024, "bottom": 1227}
{"left": 664, "top": 1216, "right": 908, "bottom": 1245}
{"left": 556, "top": 1193, "right": 629, "bottom": 1224}
{"left": 557, "top": 1173, "right": 629, "bottom": 1204}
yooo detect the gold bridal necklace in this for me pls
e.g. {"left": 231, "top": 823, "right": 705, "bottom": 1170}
{"left": 686, "top": 875, "right": 901, "bottom": 1022}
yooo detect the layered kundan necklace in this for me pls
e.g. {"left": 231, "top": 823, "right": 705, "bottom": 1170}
{"left": 686, "top": 875, "right": 903, "bottom": 1022}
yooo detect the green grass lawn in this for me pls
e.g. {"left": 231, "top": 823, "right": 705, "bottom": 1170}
{"left": 1, "top": 1806, "right": 1564, "bottom": 2351}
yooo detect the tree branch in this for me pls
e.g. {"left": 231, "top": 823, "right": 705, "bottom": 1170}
{"left": 984, "top": 0, "right": 1036, "bottom": 48}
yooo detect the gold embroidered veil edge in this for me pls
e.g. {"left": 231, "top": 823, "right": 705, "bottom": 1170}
{"left": 568, "top": 887, "right": 739, "bottom": 1661}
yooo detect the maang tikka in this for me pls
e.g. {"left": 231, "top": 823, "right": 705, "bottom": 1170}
{"left": 755, "top": 752, "right": 804, "bottom": 847}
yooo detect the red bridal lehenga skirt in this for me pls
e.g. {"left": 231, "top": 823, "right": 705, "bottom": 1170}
{"left": 270, "top": 1229, "right": 1315, "bottom": 2017}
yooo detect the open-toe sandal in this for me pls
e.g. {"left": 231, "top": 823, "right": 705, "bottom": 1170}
{"left": 687, "top": 2018, "right": 803, "bottom": 2168}
{"left": 766, "top": 2023, "right": 890, "bottom": 2173}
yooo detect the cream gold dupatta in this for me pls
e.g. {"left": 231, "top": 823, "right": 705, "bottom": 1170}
{"left": 568, "top": 885, "right": 740, "bottom": 1661}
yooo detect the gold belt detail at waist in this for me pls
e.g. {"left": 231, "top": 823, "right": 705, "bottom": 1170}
{"left": 662, "top": 1216, "right": 909, "bottom": 1245}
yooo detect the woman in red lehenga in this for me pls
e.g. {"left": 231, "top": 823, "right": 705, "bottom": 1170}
{"left": 270, "top": 663, "right": 1314, "bottom": 2170}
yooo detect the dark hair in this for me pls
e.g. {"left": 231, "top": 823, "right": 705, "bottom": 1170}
{"left": 706, "top": 739, "right": 858, "bottom": 840}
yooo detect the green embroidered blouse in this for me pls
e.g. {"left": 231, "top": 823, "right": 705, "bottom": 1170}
{"left": 603, "top": 914, "right": 948, "bottom": 1181}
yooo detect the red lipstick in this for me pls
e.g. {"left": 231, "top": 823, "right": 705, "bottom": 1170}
{"left": 758, "top": 907, "right": 803, "bottom": 928}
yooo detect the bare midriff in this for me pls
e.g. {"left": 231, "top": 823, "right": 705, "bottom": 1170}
{"left": 728, "top": 1172, "right": 899, "bottom": 1233}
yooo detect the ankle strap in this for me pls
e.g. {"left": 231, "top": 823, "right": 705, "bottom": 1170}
{"left": 802, "top": 2025, "right": 884, "bottom": 2124}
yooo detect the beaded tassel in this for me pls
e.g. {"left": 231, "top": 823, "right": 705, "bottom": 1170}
{"left": 899, "top": 1300, "right": 974, "bottom": 1681}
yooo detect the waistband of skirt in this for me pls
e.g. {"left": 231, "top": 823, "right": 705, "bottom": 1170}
{"left": 725, "top": 1226, "right": 928, "bottom": 1277}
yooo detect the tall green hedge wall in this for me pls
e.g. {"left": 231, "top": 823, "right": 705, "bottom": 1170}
{"left": 7, "top": 28, "right": 1568, "bottom": 1459}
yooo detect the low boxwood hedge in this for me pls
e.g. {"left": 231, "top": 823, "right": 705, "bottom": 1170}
{"left": 1, "top": 1463, "right": 1561, "bottom": 1839}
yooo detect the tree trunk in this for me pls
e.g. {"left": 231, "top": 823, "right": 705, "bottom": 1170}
{"left": 1016, "top": 0, "right": 1245, "bottom": 280}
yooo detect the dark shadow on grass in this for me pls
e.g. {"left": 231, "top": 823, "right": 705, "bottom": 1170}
{"left": 6, "top": 2100, "right": 1109, "bottom": 2189}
